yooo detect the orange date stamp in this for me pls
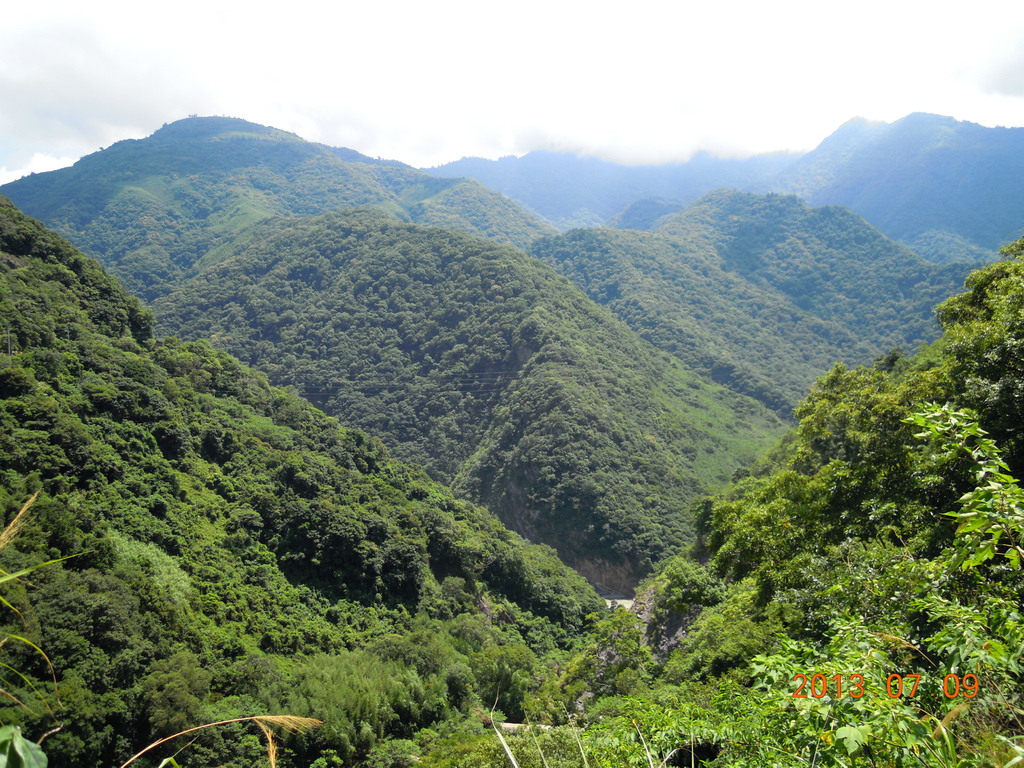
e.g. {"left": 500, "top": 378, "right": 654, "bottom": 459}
{"left": 792, "top": 673, "right": 979, "bottom": 699}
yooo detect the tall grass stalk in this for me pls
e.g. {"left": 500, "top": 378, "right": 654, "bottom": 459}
{"left": 635, "top": 720, "right": 656, "bottom": 768}
{"left": 492, "top": 723, "right": 522, "bottom": 768}
{"left": 117, "top": 715, "right": 322, "bottom": 768}
{"left": 0, "top": 491, "right": 38, "bottom": 552}
{"left": 568, "top": 719, "right": 591, "bottom": 768}
{"left": 633, "top": 720, "right": 679, "bottom": 768}
{"left": 528, "top": 723, "right": 551, "bottom": 768}
{"left": 0, "top": 492, "right": 79, "bottom": 723}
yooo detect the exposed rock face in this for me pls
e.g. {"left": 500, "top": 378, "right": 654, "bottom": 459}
{"left": 631, "top": 583, "right": 702, "bottom": 663}
{"left": 487, "top": 473, "right": 643, "bottom": 595}
{"left": 568, "top": 556, "right": 641, "bottom": 598}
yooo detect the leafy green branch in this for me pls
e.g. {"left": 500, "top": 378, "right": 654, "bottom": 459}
{"left": 906, "top": 403, "right": 1024, "bottom": 570}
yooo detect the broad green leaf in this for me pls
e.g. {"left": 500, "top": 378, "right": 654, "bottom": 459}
{"left": 0, "top": 726, "right": 48, "bottom": 768}
{"left": 834, "top": 724, "right": 869, "bottom": 755}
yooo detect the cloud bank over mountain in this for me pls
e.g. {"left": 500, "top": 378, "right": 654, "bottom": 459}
{"left": 3, "top": 0, "right": 1023, "bottom": 181}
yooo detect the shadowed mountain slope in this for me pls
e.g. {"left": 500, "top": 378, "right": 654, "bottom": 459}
{"left": 427, "top": 150, "right": 797, "bottom": 230}
{"left": 774, "top": 113, "right": 1024, "bottom": 262}
{"left": 427, "top": 114, "right": 1024, "bottom": 264}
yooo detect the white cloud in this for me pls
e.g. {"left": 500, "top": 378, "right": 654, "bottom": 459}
{"left": 980, "top": 39, "right": 1024, "bottom": 98}
{"left": 1, "top": 0, "right": 1023, "bottom": 170}
{"left": 0, "top": 18, "right": 218, "bottom": 170}
{"left": 0, "top": 153, "right": 77, "bottom": 185}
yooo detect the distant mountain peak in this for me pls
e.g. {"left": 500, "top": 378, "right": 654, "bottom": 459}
{"left": 152, "top": 114, "right": 299, "bottom": 141}
{"left": 0, "top": 117, "right": 555, "bottom": 298}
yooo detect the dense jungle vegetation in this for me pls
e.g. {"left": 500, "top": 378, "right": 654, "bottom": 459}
{"left": 405, "top": 234, "right": 1024, "bottom": 767}
{"left": 149, "top": 209, "right": 782, "bottom": 588}
{"left": 0, "top": 196, "right": 603, "bottom": 766}
{"left": 4, "top": 196, "right": 1022, "bottom": 767}
{"left": 1, "top": 113, "right": 1022, "bottom": 768}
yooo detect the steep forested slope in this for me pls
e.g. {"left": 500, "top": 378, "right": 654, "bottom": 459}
{"left": 663, "top": 240, "right": 1024, "bottom": 763}
{"left": 531, "top": 191, "right": 972, "bottom": 414}
{"left": 151, "top": 211, "right": 783, "bottom": 590}
{"left": 0, "top": 116, "right": 556, "bottom": 300}
{"left": 0, "top": 196, "right": 601, "bottom": 766}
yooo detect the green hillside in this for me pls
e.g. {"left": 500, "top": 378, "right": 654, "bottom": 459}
{"left": 0, "top": 196, "right": 602, "bottom": 766}
{"left": 151, "top": 211, "right": 784, "bottom": 590}
{"left": 3, "top": 160, "right": 1022, "bottom": 767}
{"left": 531, "top": 190, "right": 972, "bottom": 414}
{"left": 0, "top": 116, "right": 556, "bottom": 300}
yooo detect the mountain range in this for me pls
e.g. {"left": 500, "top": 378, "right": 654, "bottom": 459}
{"left": 429, "top": 112, "right": 1024, "bottom": 264}
{"left": 1, "top": 110, "right": 1022, "bottom": 767}
{"left": 0, "top": 115, "right": 980, "bottom": 589}
{"left": 0, "top": 117, "right": 555, "bottom": 301}
{"left": 531, "top": 190, "right": 972, "bottom": 413}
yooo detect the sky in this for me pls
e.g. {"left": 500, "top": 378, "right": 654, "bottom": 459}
{"left": 2, "top": 0, "right": 1024, "bottom": 184}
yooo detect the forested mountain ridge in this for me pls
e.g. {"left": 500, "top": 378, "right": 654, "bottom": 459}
{"left": 0, "top": 116, "right": 556, "bottom": 300}
{"left": 776, "top": 113, "right": 1024, "bottom": 262}
{"left": 427, "top": 113, "right": 1024, "bottom": 264}
{"left": 0, "top": 195, "right": 604, "bottom": 766}
{"left": 0, "top": 116, "right": 978, "bottom": 587}
{"left": 427, "top": 150, "right": 799, "bottom": 230}
{"left": 531, "top": 190, "right": 973, "bottom": 413}
{"left": 151, "top": 210, "right": 784, "bottom": 591}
